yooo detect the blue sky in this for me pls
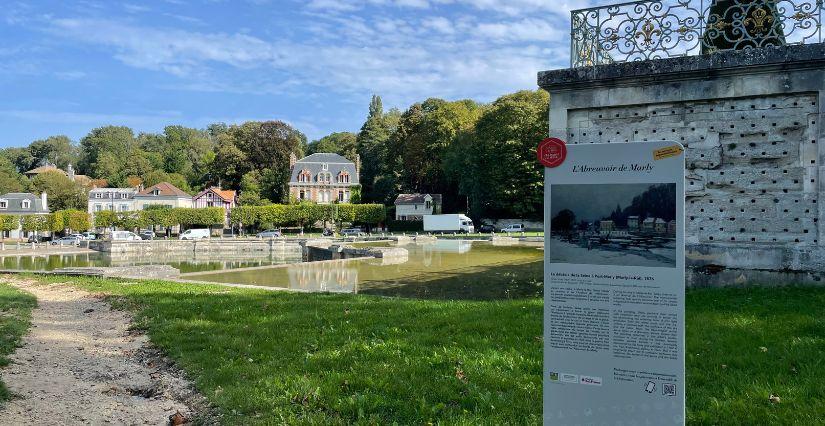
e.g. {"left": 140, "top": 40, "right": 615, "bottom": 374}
{"left": 0, "top": 0, "right": 584, "bottom": 147}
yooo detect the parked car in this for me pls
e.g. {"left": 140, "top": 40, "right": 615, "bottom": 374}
{"left": 256, "top": 229, "right": 282, "bottom": 238}
{"left": 180, "top": 228, "right": 210, "bottom": 240}
{"left": 81, "top": 232, "right": 97, "bottom": 240}
{"left": 111, "top": 231, "right": 141, "bottom": 241}
{"left": 138, "top": 230, "right": 154, "bottom": 240}
{"left": 478, "top": 224, "right": 496, "bottom": 233}
{"left": 51, "top": 236, "right": 81, "bottom": 246}
{"left": 340, "top": 227, "right": 365, "bottom": 236}
{"left": 27, "top": 235, "right": 50, "bottom": 243}
{"left": 322, "top": 228, "right": 334, "bottom": 237}
{"left": 501, "top": 223, "right": 525, "bottom": 233}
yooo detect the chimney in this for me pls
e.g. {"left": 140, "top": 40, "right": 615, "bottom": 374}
{"left": 41, "top": 192, "right": 48, "bottom": 212}
{"left": 289, "top": 152, "right": 297, "bottom": 170}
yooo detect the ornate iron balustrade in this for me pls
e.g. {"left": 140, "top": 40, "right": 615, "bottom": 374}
{"left": 571, "top": 0, "right": 822, "bottom": 67}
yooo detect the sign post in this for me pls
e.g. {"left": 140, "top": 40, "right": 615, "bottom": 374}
{"left": 542, "top": 140, "right": 686, "bottom": 425}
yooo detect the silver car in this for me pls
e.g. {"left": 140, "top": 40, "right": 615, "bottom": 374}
{"left": 256, "top": 229, "right": 282, "bottom": 238}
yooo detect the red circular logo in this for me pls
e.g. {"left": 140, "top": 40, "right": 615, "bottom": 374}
{"left": 537, "top": 137, "right": 567, "bottom": 168}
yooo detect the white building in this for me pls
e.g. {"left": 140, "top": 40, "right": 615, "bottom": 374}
{"left": 0, "top": 192, "right": 49, "bottom": 240}
{"left": 394, "top": 193, "right": 442, "bottom": 221}
{"left": 88, "top": 188, "right": 137, "bottom": 214}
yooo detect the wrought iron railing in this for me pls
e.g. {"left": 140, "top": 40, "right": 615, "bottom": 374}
{"left": 571, "top": 0, "right": 822, "bottom": 67}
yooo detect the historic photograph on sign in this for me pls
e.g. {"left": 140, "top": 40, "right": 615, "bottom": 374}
{"left": 549, "top": 183, "right": 677, "bottom": 268}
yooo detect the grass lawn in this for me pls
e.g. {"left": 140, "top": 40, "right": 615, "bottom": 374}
{"left": 0, "top": 283, "right": 36, "bottom": 403}
{"left": 10, "top": 275, "right": 825, "bottom": 424}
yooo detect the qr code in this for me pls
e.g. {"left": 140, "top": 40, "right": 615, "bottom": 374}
{"left": 662, "top": 383, "right": 676, "bottom": 396}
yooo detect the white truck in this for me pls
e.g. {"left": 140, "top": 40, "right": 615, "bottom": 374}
{"left": 423, "top": 214, "right": 475, "bottom": 234}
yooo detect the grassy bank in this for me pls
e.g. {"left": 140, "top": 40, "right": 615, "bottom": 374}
{"left": 9, "top": 275, "right": 825, "bottom": 424}
{"left": 0, "top": 283, "right": 36, "bottom": 402}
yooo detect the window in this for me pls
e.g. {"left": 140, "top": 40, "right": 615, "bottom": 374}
{"left": 152, "top": 189, "right": 160, "bottom": 196}
{"left": 298, "top": 170, "right": 311, "bottom": 183}
{"left": 338, "top": 191, "right": 345, "bottom": 202}
{"left": 120, "top": 193, "right": 129, "bottom": 199}
{"left": 120, "top": 204, "right": 129, "bottom": 212}
{"left": 0, "top": 199, "right": 7, "bottom": 209}
{"left": 206, "top": 192, "right": 213, "bottom": 199}
{"left": 426, "top": 201, "right": 432, "bottom": 210}
{"left": 94, "top": 193, "right": 102, "bottom": 199}
{"left": 299, "top": 190, "right": 306, "bottom": 200}
{"left": 21, "top": 200, "right": 30, "bottom": 209}
{"left": 95, "top": 204, "right": 102, "bottom": 212}
{"left": 338, "top": 172, "right": 350, "bottom": 183}
{"left": 322, "top": 163, "right": 328, "bottom": 171}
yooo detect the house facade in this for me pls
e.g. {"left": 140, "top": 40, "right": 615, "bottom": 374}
{"left": 193, "top": 187, "right": 236, "bottom": 225}
{"left": 288, "top": 153, "right": 359, "bottom": 204}
{"left": 88, "top": 188, "right": 137, "bottom": 214}
{"left": 394, "top": 193, "right": 442, "bottom": 220}
{"left": 0, "top": 192, "right": 49, "bottom": 239}
{"left": 134, "top": 182, "right": 193, "bottom": 209}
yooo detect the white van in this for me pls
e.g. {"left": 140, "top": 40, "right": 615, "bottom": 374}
{"left": 180, "top": 229, "right": 210, "bottom": 240}
{"left": 111, "top": 231, "right": 140, "bottom": 241}
{"left": 501, "top": 223, "right": 525, "bottom": 233}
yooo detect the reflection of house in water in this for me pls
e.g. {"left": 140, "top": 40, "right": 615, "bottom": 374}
{"left": 599, "top": 220, "right": 614, "bottom": 232}
{"left": 287, "top": 260, "right": 359, "bottom": 293}
{"left": 627, "top": 216, "right": 640, "bottom": 230}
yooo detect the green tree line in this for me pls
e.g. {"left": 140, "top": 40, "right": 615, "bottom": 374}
{"left": 0, "top": 89, "right": 549, "bottom": 220}
{"left": 0, "top": 209, "right": 91, "bottom": 234}
{"left": 229, "top": 203, "right": 385, "bottom": 231}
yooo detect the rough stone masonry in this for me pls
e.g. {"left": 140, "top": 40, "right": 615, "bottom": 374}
{"left": 538, "top": 44, "right": 825, "bottom": 286}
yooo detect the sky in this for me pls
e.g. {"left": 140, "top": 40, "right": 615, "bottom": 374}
{"left": 0, "top": 0, "right": 590, "bottom": 148}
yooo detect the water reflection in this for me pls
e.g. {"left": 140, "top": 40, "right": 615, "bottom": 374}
{"left": 191, "top": 241, "right": 544, "bottom": 300}
{"left": 0, "top": 252, "right": 303, "bottom": 274}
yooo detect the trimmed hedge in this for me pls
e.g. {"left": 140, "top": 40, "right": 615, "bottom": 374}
{"left": 2, "top": 210, "right": 92, "bottom": 234}
{"left": 95, "top": 207, "right": 226, "bottom": 231}
{"left": 229, "top": 203, "right": 386, "bottom": 229}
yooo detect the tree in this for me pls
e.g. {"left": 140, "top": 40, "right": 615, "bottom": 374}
{"left": 457, "top": 90, "right": 549, "bottom": 220}
{"left": 30, "top": 171, "right": 86, "bottom": 211}
{"left": 551, "top": 209, "right": 577, "bottom": 234}
{"left": 308, "top": 132, "right": 358, "bottom": 161}
{"left": 29, "top": 136, "right": 79, "bottom": 170}
{"left": 356, "top": 95, "right": 393, "bottom": 203}
{"left": 78, "top": 126, "right": 138, "bottom": 180}
{"left": 0, "top": 155, "right": 28, "bottom": 193}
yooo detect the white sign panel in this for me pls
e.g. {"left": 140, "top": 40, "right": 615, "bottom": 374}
{"left": 543, "top": 141, "right": 685, "bottom": 425}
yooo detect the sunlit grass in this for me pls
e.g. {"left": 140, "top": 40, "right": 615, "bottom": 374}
{"left": 0, "top": 283, "right": 36, "bottom": 402}
{"left": 15, "top": 275, "right": 825, "bottom": 424}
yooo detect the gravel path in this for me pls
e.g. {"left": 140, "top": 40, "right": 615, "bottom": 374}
{"left": 0, "top": 278, "right": 201, "bottom": 425}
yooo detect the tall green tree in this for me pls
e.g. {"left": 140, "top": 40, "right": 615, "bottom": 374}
{"left": 29, "top": 135, "right": 79, "bottom": 170}
{"left": 308, "top": 132, "right": 358, "bottom": 161}
{"left": 30, "top": 170, "right": 86, "bottom": 211}
{"left": 0, "top": 155, "right": 28, "bottom": 193}
{"left": 356, "top": 95, "right": 393, "bottom": 203}
{"left": 456, "top": 90, "right": 549, "bottom": 220}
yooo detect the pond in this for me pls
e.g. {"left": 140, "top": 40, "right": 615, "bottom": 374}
{"left": 185, "top": 240, "right": 544, "bottom": 300}
{"left": 0, "top": 252, "right": 302, "bottom": 274}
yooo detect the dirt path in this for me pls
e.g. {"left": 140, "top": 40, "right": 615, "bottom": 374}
{"left": 0, "top": 278, "right": 204, "bottom": 425}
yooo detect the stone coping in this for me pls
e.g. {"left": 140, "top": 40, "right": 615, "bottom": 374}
{"left": 538, "top": 43, "right": 825, "bottom": 90}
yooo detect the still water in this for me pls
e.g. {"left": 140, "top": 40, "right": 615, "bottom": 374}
{"left": 186, "top": 240, "right": 543, "bottom": 300}
{"left": 0, "top": 252, "right": 302, "bottom": 274}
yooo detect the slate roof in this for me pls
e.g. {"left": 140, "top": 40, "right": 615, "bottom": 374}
{"left": 0, "top": 193, "right": 49, "bottom": 214}
{"left": 290, "top": 153, "right": 359, "bottom": 185}
{"left": 88, "top": 188, "right": 137, "bottom": 200}
{"left": 394, "top": 193, "right": 442, "bottom": 205}
{"left": 137, "top": 182, "right": 190, "bottom": 197}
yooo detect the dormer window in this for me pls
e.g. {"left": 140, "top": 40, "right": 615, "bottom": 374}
{"left": 21, "top": 200, "right": 30, "bottom": 209}
{"left": 120, "top": 193, "right": 128, "bottom": 199}
{"left": 94, "top": 193, "right": 102, "bottom": 199}
{"left": 298, "top": 170, "right": 311, "bottom": 183}
{"left": 206, "top": 192, "right": 213, "bottom": 199}
{"left": 152, "top": 189, "right": 160, "bottom": 196}
{"left": 0, "top": 199, "right": 7, "bottom": 209}
{"left": 322, "top": 163, "right": 329, "bottom": 171}
{"left": 338, "top": 172, "right": 350, "bottom": 183}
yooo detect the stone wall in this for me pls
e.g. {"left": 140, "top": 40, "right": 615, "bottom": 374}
{"left": 538, "top": 44, "right": 825, "bottom": 286}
